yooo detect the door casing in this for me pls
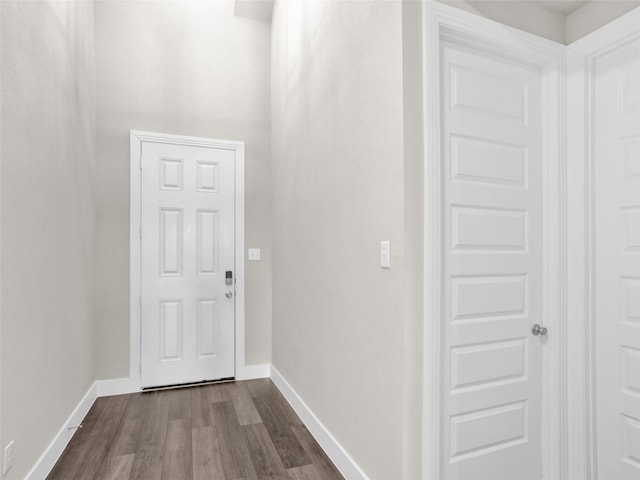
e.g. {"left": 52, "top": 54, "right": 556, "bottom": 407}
{"left": 130, "top": 130, "right": 246, "bottom": 389}
{"left": 422, "top": 3, "right": 567, "bottom": 478}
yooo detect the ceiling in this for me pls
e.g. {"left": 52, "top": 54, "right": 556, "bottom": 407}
{"left": 533, "top": 0, "right": 591, "bottom": 15}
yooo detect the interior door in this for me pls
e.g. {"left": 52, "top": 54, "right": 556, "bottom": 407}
{"left": 593, "top": 36, "right": 640, "bottom": 479}
{"left": 140, "top": 141, "right": 236, "bottom": 388}
{"left": 440, "top": 44, "right": 544, "bottom": 479}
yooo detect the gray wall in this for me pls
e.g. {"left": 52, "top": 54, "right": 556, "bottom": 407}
{"left": 0, "top": 1, "right": 96, "bottom": 478}
{"left": 93, "top": 0, "right": 272, "bottom": 379}
{"left": 271, "top": 1, "right": 417, "bottom": 477}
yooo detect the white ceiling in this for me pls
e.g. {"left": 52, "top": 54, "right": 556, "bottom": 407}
{"left": 533, "top": 0, "right": 591, "bottom": 15}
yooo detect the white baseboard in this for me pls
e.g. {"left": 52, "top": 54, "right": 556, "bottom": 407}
{"left": 237, "top": 363, "right": 271, "bottom": 380}
{"left": 25, "top": 382, "right": 98, "bottom": 480}
{"left": 96, "top": 377, "right": 140, "bottom": 397}
{"left": 270, "top": 366, "right": 369, "bottom": 480}
{"left": 94, "top": 365, "right": 271, "bottom": 398}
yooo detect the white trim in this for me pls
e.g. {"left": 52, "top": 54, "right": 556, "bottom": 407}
{"left": 96, "top": 377, "right": 139, "bottom": 397}
{"left": 422, "top": 2, "right": 567, "bottom": 478}
{"left": 25, "top": 382, "right": 97, "bottom": 480}
{"left": 565, "top": 47, "right": 591, "bottom": 480}
{"left": 270, "top": 367, "right": 369, "bottom": 480}
{"left": 130, "top": 130, "right": 246, "bottom": 389}
{"left": 94, "top": 364, "right": 269, "bottom": 398}
{"left": 236, "top": 363, "right": 271, "bottom": 380}
{"left": 565, "top": 8, "right": 640, "bottom": 480}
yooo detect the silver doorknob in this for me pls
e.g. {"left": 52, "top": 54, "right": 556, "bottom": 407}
{"left": 225, "top": 291, "right": 233, "bottom": 299}
{"left": 531, "top": 323, "right": 547, "bottom": 336}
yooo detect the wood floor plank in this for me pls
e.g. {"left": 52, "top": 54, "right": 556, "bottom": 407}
{"left": 161, "top": 419, "right": 193, "bottom": 480}
{"left": 252, "top": 394, "right": 311, "bottom": 469}
{"left": 243, "top": 423, "right": 287, "bottom": 477}
{"left": 268, "top": 389, "right": 303, "bottom": 427}
{"left": 206, "top": 381, "right": 231, "bottom": 403}
{"left": 228, "top": 381, "right": 262, "bottom": 425}
{"left": 129, "top": 391, "right": 171, "bottom": 480}
{"left": 245, "top": 378, "right": 273, "bottom": 398}
{"left": 71, "top": 394, "right": 130, "bottom": 479}
{"left": 191, "top": 386, "right": 213, "bottom": 428}
{"left": 291, "top": 426, "right": 343, "bottom": 480}
{"left": 109, "top": 393, "right": 146, "bottom": 456}
{"left": 168, "top": 387, "right": 192, "bottom": 421}
{"left": 286, "top": 464, "right": 323, "bottom": 480}
{"left": 46, "top": 398, "right": 109, "bottom": 479}
{"left": 192, "top": 426, "right": 225, "bottom": 480}
{"left": 95, "top": 453, "right": 135, "bottom": 480}
{"left": 212, "top": 400, "right": 258, "bottom": 480}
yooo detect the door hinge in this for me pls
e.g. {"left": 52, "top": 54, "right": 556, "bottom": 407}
{"left": 139, "top": 226, "right": 142, "bottom": 238}
{"left": 139, "top": 294, "right": 142, "bottom": 307}
{"left": 139, "top": 154, "right": 142, "bottom": 170}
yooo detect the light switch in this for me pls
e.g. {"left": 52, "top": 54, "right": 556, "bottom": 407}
{"left": 380, "top": 241, "right": 391, "bottom": 268}
{"left": 248, "top": 248, "right": 261, "bottom": 261}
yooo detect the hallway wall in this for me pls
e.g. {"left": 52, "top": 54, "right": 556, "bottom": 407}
{"left": 270, "top": 1, "right": 417, "bottom": 477}
{"left": 93, "top": 0, "right": 272, "bottom": 379}
{"left": 0, "top": 1, "right": 97, "bottom": 478}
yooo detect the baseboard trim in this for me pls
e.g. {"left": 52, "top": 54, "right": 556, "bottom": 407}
{"left": 94, "top": 365, "right": 271, "bottom": 398}
{"left": 237, "top": 363, "right": 271, "bottom": 380}
{"left": 96, "top": 377, "right": 140, "bottom": 397}
{"left": 270, "top": 366, "right": 369, "bottom": 480}
{"left": 26, "top": 382, "right": 98, "bottom": 480}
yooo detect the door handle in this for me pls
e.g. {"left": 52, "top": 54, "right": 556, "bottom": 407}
{"left": 531, "top": 323, "right": 547, "bottom": 336}
{"left": 225, "top": 291, "right": 233, "bottom": 299}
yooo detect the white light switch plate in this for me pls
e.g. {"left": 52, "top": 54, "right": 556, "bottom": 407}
{"left": 248, "top": 248, "right": 261, "bottom": 261}
{"left": 380, "top": 241, "right": 391, "bottom": 268}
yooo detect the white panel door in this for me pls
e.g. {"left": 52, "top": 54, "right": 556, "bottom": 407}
{"left": 140, "top": 141, "right": 235, "bottom": 388}
{"left": 441, "top": 44, "right": 544, "bottom": 479}
{"left": 594, "top": 36, "right": 640, "bottom": 480}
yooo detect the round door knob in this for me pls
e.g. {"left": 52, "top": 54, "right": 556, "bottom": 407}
{"left": 531, "top": 323, "right": 547, "bottom": 336}
{"left": 225, "top": 291, "right": 233, "bottom": 299}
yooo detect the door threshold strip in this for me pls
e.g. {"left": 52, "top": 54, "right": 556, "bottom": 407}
{"left": 141, "top": 377, "right": 235, "bottom": 392}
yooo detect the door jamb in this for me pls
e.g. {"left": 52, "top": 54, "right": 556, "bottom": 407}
{"left": 129, "top": 130, "right": 246, "bottom": 390}
{"left": 422, "top": 3, "right": 567, "bottom": 478}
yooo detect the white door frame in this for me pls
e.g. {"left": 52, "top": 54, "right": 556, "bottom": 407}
{"left": 130, "top": 130, "right": 246, "bottom": 389}
{"left": 566, "top": 8, "right": 640, "bottom": 479}
{"left": 422, "top": 3, "right": 567, "bottom": 478}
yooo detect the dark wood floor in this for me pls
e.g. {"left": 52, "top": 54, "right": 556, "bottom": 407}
{"left": 47, "top": 379, "right": 344, "bottom": 480}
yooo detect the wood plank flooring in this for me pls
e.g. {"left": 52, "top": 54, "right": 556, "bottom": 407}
{"left": 47, "top": 379, "right": 344, "bottom": 480}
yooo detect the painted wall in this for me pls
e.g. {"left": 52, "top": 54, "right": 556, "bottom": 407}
{"left": 401, "top": 1, "right": 425, "bottom": 477}
{"left": 0, "top": 1, "right": 96, "bottom": 478}
{"left": 93, "top": 0, "right": 272, "bottom": 379}
{"left": 271, "top": 0, "right": 420, "bottom": 477}
{"left": 566, "top": 0, "right": 640, "bottom": 43}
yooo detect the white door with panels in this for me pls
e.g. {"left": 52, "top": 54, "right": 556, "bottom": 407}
{"left": 140, "top": 140, "right": 236, "bottom": 388}
{"left": 593, "top": 36, "right": 640, "bottom": 480}
{"left": 440, "top": 44, "right": 544, "bottom": 479}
